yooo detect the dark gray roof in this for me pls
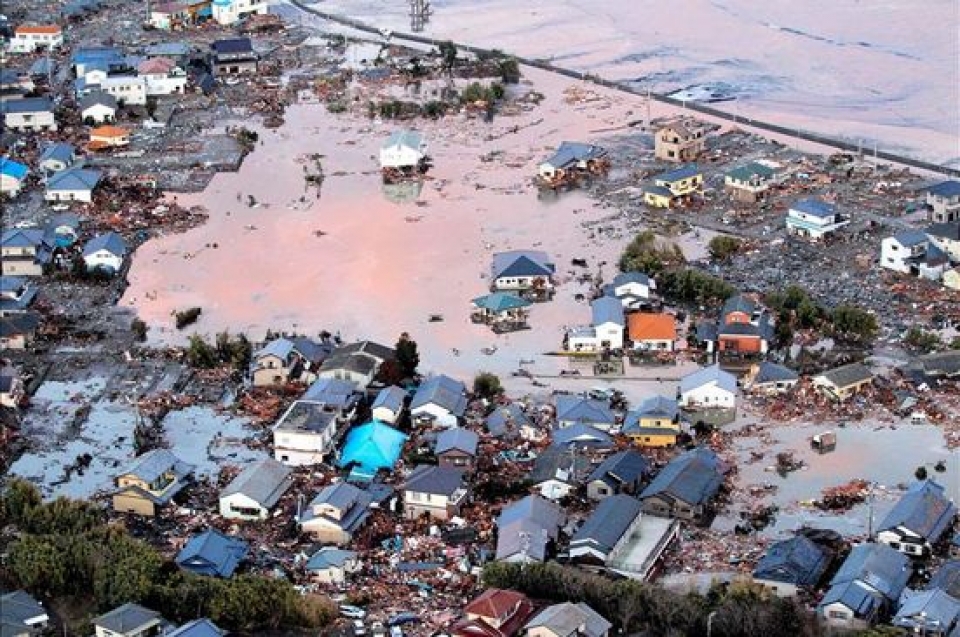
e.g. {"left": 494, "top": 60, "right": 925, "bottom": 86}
{"left": 587, "top": 450, "right": 649, "bottom": 486}
{"left": 640, "top": 447, "right": 723, "bottom": 507}
{"left": 372, "top": 385, "right": 407, "bottom": 412}
{"left": 754, "top": 362, "right": 799, "bottom": 385}
{"left": 220, "top": 457, "right": 292, "bottom": 509}
{"left": 753, "top": 536, "right": 829, "bottom": 587}
{"left": 817, "top": 363, "right": 874, "bottom": 389}
{"left": 436, "top": 427, "right": 479, "bottom": 456}
{"left": 926, "top": 222, "right": 960, "bottom": 241}
{"left": 79, "top": 90, "right": 117, "bottom": 111}
{"left": 485, "top": 403, "right": 531, "bottom": 437}
{"left": 303, "top": 482, "right": 372, "bottom": 533}
{"left": 819, "top": 580, "right": 884, "bottom": 619}
{"left": 893, "top": 589, "right": 960, "bottom": 632}
{"left": 94, "top": 603, "right": 162, "bottom": 633}
{"left": 176, "top": 529, "right": 249, "bottom": 578}
{"left": 541, "top": 141, "right": 607, "bottom": 169}
{"left": 928, "top": 560, "right": 960, "bottom": 598}
{"left": 877, "top": 480, "right": 956, "bottom": 543}
{"left": 917, "top": 351, "right": 960, "bottom": 378}
{"left": 0, "top": 97, "right": 53, "bottom": 114}
{"left": 528, "top": 446, "right": 591, "bottom": 485}
{"left": 404, "top": 465, "right": 465, "bottom": 496}
{"left": 274, "top": 401, "right": 337, "bottom": 434}
{"left": 571, "top": 494, "right": 643, "bottom": 554}
{"left": 302, "top": 377, "right": 358, "bottom": 409}
{"left": 555, "top": 396, "right": 615, "bottom": 426}
{"left": 829, "top": 543, "right": 912, "bottom": 601}
{"left": 0, "top": 591, "right": 46, "bottom": 628}
{"left": 211, "top": 38, "right": 253, "bottom": 55}
{"left": 491, "top": 250, "right": 555, "bottom": 280}
{"left": 0, "top": 313, "right": 40, "bottom": 338}
{"left": 335, "top": 340, "right": 395, "bottom": 362}
{"left": 525, "top": 603, "right": 611, "bottom": 637}
{"left": 497, "top": 494, "right": 563, "bottom": 532}
{"left": 119, "top": 448, "right": 194, "bottom": 484}
{"left": 411, "top": 374, "right": 468, "bottom": 416}
{"left": 552, "top": 423, "right": 613, "bottom": 449}
{"left": 312, "top": 481, "right": 363, "bottom": 512}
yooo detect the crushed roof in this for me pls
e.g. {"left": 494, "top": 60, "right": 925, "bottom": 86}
{"left": 552, "top": 423, "right": 613, "bottom": 449}
{"left": 816, "top": 362, "right": 874, "bottom": 389}
{"left": 753, "top": 536, "right": 829, "bottom": 586}
{"left": 118, "top": 448, "right": 194, "bottom": 484}
{"left": 877, "top": 480, "right": 956, "bottom": 543}
{"left": 587, "top": 450, "right": 649, "bottom": 486}
{"left": 436, "top": 427, "right": 479, "bottom": 456}
{"left": 372, "top": 385, "right": 407, "bottom": 413}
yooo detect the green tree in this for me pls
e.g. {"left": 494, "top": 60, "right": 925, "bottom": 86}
{"left": 708, "top": 235, "right": 743, "bottom": 262}
{"left": 473, "top": 372, "right": 503, "bottom": 399}
{"left": 831, "top": 304, "right": 878, "bottom": 343}
{"left": 619, "top": 230, "right": 686, "bottom": 276}
{"left": 438, "top": 41, "right": 457, "bottom": 74}
{"left": 1, "top": 478, "right": 42, "bottom": 526}
{"left": 498, "top": 58, "right": 521, "bottom": 84}
{"left": 395, "top": 332, "right": 420, "bottom": 378}
{"left": 186, "top": 334, "right": 218, "bottom": 368}
{"left": 903, "top": 327, "right": 941, "bottom": 353}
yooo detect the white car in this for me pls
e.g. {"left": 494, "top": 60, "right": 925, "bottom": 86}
{"left": 340, "top": 605, "right": 367, "bottom": 620}
{"left": 353, "top": 620, "right": 367, "bottom": 636}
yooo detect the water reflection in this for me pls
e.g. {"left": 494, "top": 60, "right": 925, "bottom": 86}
{"left": 381, "top": 179, "right": 423, "bottom": 204}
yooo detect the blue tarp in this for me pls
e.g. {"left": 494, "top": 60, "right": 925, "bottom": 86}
{"left": 338, "top": 420, "right": 407, "bottom": 476}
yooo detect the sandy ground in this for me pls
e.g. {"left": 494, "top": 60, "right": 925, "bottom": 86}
{"left": 288, "top": 0, "right": 960, "bottom": 167}
{"left": 124, "top": 68, "right": 715, "bottom": 393}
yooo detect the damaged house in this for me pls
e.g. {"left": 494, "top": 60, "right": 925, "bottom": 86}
{"left": 299, "top": 481, "right": 373, "bottom": 545}
{"left": 112, "top": 449, "right": 195, "bottom": 517}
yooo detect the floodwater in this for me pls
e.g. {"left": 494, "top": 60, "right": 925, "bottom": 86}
{"left": 162, "top": 406, "right": 267, "bottom": 477}
{"left": 124, "top": 69, "right": 716, "bottom": 387}
{"left": 717, "top": 418, "right": 959, "bottom": 538}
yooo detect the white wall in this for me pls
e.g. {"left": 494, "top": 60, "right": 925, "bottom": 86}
{"left": 681, "top": 383, "right": 735, "bottom": 408}
{"left": 380, "top": 145, "right": 423, "bottom": 169}
{"left": 411, "top": 403, "right": 457, "bottom": 428}
{"left": 219, "top": 492, "right": 267, "bottom": 520}
{"left": 84, "top": 249, "right": 123, "bottom": 272}
{"left": 46, "top": 188, "right": 92, "bottom": 203}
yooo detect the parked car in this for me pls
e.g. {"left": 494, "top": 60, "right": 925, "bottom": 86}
{"left": 340, "top": 605, "right": 367, "bottom": 620}
{"left": 370, "top": 621, "right": 388, "bottom": 637}
{"left": 353, "top": 620, "right": 367, "bottom": 636}
{"left": 388, "top": 612, "right": 419, "bottom": 627}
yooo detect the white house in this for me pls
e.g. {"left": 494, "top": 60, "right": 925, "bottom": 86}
{"left": 0, "top": 97, "right": 57, "bottom": 132}
{"left": 881, "top": 230, "right": 929, "bottom": 274}
{"left": 371, "top": 385, "right": 407, "bottom": 424}
{"left": 785, "top": 198, "right": 850, "bottom": 240}
{"left": 8, "top": 25, "right": 63, "bottom": 53}
{"left": 490, "top": 250, "right": 555, "bottom": 296}
{"left": 218, "top": 457, "right": 293, "bottom": 520}
{"left": 566, "top": 297, "right": 625, "bottom": 352}
{"left": 273, "top": 402, "right": 338, "bottom": 466}
{"left": 603, "top": 271, "right": 655, "bottom": 309}
{"left": 410, "top": 374, "right": 468, "bottom": 428}
{"left": 0, "top": 158, "right": 29, "bottom": 198}
{"left": 80, "top": 91, "right": 117, "bottom": 124}
{"left": 212, "top": 0, "right": 270, "bottom": 26}
{"left": 380, "top": 130, "right": 427, "bottom": 170}
{"left": 402, "top": 465, "right": 469, "bottom": 521}
{"left": 305, "top": 548, "right": 359, "bottom": 585}
{"left": 927, "top": 222, "right": 960, "bottom": 262}
{"left": 138, "top": 57, "right": 188, "bottom": 95}
{"left": 100, "top": 75, "right": 148, "bottom": 106}
{"left": 678, "top": 364, "right": 737, "bottom": 409}
{"left": 82, "top": 232, "right": 128, "bottom": 273}
{"left": 45, "top": 167, "right": 101, "bottom": 203}
{"left": 537, "top": 141, "right": 607, "bottom": 181}
{"left": 927, "top": 180, "right": 960, "bottom": 224}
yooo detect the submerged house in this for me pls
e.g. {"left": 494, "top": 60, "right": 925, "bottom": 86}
{"left": 537, "top": 141, "right": 608, "bottom": 183}
{"left": 818, "top": 543, "right": 912, "bottom": 631}
{"left": 490, "top": 250, "right": 555, "bottom": 299}
{"left": 786, "top": 198, "right": 850, "bottom": 240}
{"left": 875, "top": 480, "right": 957, "bottom": 557}
{"left": 471, "top": 292, "right": 532, "bottom": 332}
{"left": 379, "top": 130, "right": 428, "bottom": 173}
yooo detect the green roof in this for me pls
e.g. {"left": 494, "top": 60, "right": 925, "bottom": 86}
{"left": 727, "top": 162, "right": 775, "bottom": 181}
{"left": 472, "top": 292, "right": 532, "bottom": 312}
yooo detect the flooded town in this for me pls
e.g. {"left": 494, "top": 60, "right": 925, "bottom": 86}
{"left": 1, "top": 1, "right": 959, "bottom": 636}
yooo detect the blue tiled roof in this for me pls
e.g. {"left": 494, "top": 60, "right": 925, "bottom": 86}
{"left": 497, "top": 494, "right": 563, "bottom": 531}
{"left": 587, "top": 450, "right": 648, "bottom": 485}
{"left": 485, "top": 403, "right": 531, "bottom": 436}
{"left": 491, "top": 250, "right": 555, "bottom": 280}
{"left": 541, "top": 141, "right": 607, "bottom": 169}
{"left": 657, "top": 164, "right": 701, "bottom": 183}
{"left": 640, "top": 447, "right": 723, "bottom": 507}
{"left": 39, "top": 143, "right": 75, "bottom": 165}
{"left": 555, "top": 396, "right": 615, "bottom": 427}
{"left": 829, "top": 543, "right": 912, "bottom": 601}
{"left": 82, "top": 231, "right": 127, "bottom": 258}
{"left": 372, "top": 385, "right": 407, "bottom": 413}
{"left": 305, "top": 547, "right": 357, "bottom": 571}
{"left": 591, "top": 296, "right": 624, "bottom": 327}
{"left": 791, "top": 197, "right": 836, "bottom": 219}
{"left": 552, "top": 423, "right": 613, "bottom": 449}
{"left": 893, "top": 589, "right": 960, "bottom": 632}
{"left": 0, "top": 97, "right": 53, "bottom": 114}
{"left": 612, "top": 271, "right": 651, "bottom": 288}
{"left": 176, "top": 529, "right": 249, "bottom": 578}
{"left": 256, "top": 337, "right": 294, "bottom": 360}
{"left": 753, "top": 536, "right": 829, "bottom": 586}
{"left": 411, "top": 374, "right": 467, "bottom": 416}
{"left": 302, "top": 377, "right": 358, "bottom": 409}
{"left": 679, "top": 363, "right": 738, "bottom": 396}
{"left": 819, "top": 580, "right": 884, "bottom": 618}
{"left": 632, "top": 395, "right": 679, "bottom": 421}
{"left": 929, "top": 181, "right": 960, "bottom": 198}
{"left": 571, "top": 494, "right": 642, "bottom": 554}
{"left": 436, "top": 427, "right": 479, "bottom": 456}
{"left": 404, "top": 465, "right": 465, "bottom": 496}
{"left": 877, "top": 480, "right": 957, "bottom": 543}
{"left": 48, "top": 167, "right": 102, "bottom": 192}
{"left": 0, "top": 157, "right": 28, "bottom": 180}
{"left": 166, "top": 619, "right": 225, "bottom": 637}
{"left": 892, "top": 229, "right": 930, "bottom": 248}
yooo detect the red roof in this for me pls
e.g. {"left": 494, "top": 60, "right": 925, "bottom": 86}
{"left": 453, "top": 589, "right": 534, "bottom": 637}
{"left": 16, "top": 25, "right": 62, "bottom": 35}
{"left": 465, "top": 589, "right": 527, "bottom": 621}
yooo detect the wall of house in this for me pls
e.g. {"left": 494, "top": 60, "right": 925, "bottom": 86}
{"left": 4, "top": 112, "right": 57, "bottom": 131}
{"left": 9, "top": 32, "right": 63, "bottom": 53}
{"left": 144, "top": 72, "right": 188, "bottom": 96}
{"left": 880, "top": 238, "right": 919, "bottom": 274}
{"left": 219, "top": 492, "right": 268, "bottom": 520}
{"left": 310, "top": 565, "right": 346, "bottom": 585}
{"left": 46, "top": 188, "right": 93, "bottom": 203}
{"left": 411, "top": 404, "right": 458, "bottom": 428}
{"left": 819, "top": 603, "right": 869, "bottom": 631}
{"left": 213, "top": 0, "right": 268, "bottom": 25}
{"left": 492, "top": 274, "right": 544, "bottom": 291}
{"left": 317, "top": 368, "right": 373, "bottom": 387}
{"left": 632, "top": 338, "right": 674, "bottom": 351}
{"left": 0, "top": 333, "right": 29, "bottom": 350}
{"left": 214, "top": 59, "right": 259, "bottom": 76}
{"left": 274, "top": 440, "right": 329, "bottom": 467}
{"left": 404, "top": 492, "right": 451, "bottom": 521}
{"left": 301, "top": 519, "right": 351, "bottom": 545}
{"left": 525, "top": 625, "right": 560, "bottom": 637}
{"left": 101, "top": 77, "right": 147, "bottom": 105}
{"left": 876, "top": 529, "right": 927, "bottom": 556}
{"left": 596, "top": 323, "right": 623, "bottom": 350}
{"left": 587, "top": 479, "right": 617, "bottom": 500}
{"left": 113, "top": 492, "right": 156, "bottom": 516}
{"left": 85, "top": 250, "right": 123, "bottom": 272}
{"left": 438, "top": 451, "right": 473, "bottom": 469}
{"left": 82, "top": 104, "right": 114, "bottom": 123}
{"left": 753, "top": 577, "right": 800, "bottom": 598}
{"left": 380, "top": 146, "right": 423, "bottom": 169}
{"left": 628, "top": 431, "right": 677, "bottom": 448}
{"left": 2, "top": 259, "right": 43, "bottom": 276}
{"left": 372, "top": 405, "right": 400, "bottom": 424}
{"left": 643, "top": 192, "right": 672, "bottom": 208}
{"left": 930, "top": 236, "right": 960, "bottom": 262}
{"left": 537, "top": 479, "right": 573, "bottom": 501}
{"left": 681, "top": 385, "right": 735, "bottom": 408}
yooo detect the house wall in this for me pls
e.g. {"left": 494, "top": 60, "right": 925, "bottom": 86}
{"left": 113, "top": 492, "right": 157, "bottom": 517}
{"left": 659, "top": 174, "right": 703, "bottom": 196}
{"left": 9, "top": 32, "right": 63, "bottom": 53}
{"left": 567, "top": 332, "right": 599, "bottom": 352}
{"left": 492, "top": 274, "right": 549, "bottom": 292}
{"left": 752, "top": 379, "right": 798, "bottom": 395}
{"left": 595, "top": 322, "right": 624, "bottom": 350}
{"left": 655, "top": 128, "right": 704, "bottom": 163}
{"left": 614, "top": 282, "right": 650, "bottom": 300}
{"left": 641, "top": 494, "right": 702, "bottom": 521}
{"left": 84, "top": 250, "right": 123, "bottom": 272}
{"left": 3, "top": 111, "right": 57, "bottom": 132}
{"left": 82, "top": 104, "right": 114, "bottom": 123}
{"left": 753, "top": 577, "right": 800, "bottom": 598}
{"left": 213, "top": 0, "right": 268, "bottom": 25}
{"left": 101, "top": 77, "right": 147, "bottom": 106}
{"left": 252, "top": 354, "right": 289, "bottom": 386}
{"left": 718, "top": 335, "right": 762, "bottom": 354}
{"left": 587, "top": 479, "right": 617, "bottom": 500}
{"left": 317, "top": 368, "right": 373, "bottom": 387}
{"left": 301, "top": 519, "right": 351, "bottom": 545}
{"left": 643, "top": 191, "right": 672, "bottom": 208}
{"left": 411, "top": 404, "right": 458, "bottom": 428}
{"left": 380, "top": 145, "right": 423, "bottom": 169}
{"left": 526, "top": 625, "right": 561, "bottom": 637}
{"left": 929, "top": 235, "right": 960, "bottom": 262}
{"left": 944, "top": 269, "right": 960, "bottom": 291}
{"left": 880, "top": 238, "right": 925, "bottom": 274}
{"left": 404, "top": 491, "right": 452, "bottom": 521}
{"left": 2, "top": 258, "right": 43, "bottom": 277}
{"left": 628, "top": 430, "right": 678, "bottom": 448}
{"left": 372, "top": 405, "right": 400, "bottom": 424}
{"left": 438, "top": 450, "right": 473, "bottom": 469}
{"left": 928, "top": 193, "right": 960, "bottom": 223}
{"left": 274, "top": 430, "right": 331, "bottom": 466}
{"left": 46, "top": 187, "right": 93, "bottom": 203}
{"left": 820, "top": 602, "right": 870, "bottom": 631}
{"left": 876, "top": 529, "right": 928, "bottom": 557}
{"left": 537, "top": 479, "right": 573, "bottom": 501}
{"left": 0, "top": 333, "right": 29, "bottom": 350}
{"left": 143, "top": 72, "right": 188, "bottom": 96}
{"left": 632, "top": 338, "right": 674, "bottom": 351}
{"left": 0, "top": 174, "right": 23, "bottom": 196}
{"left": 310, "top": 565, "right": 347, "bottom": 585}
{"left": 219, "top": 492, "right": 268, "bottom": 520}
{"left": 213, "top": 59, "right": 258, "bottom": 76}
{"left": 681, "top": 384, "right": 735, "bottom": 408}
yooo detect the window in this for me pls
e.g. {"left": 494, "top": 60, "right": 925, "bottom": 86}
{"left": 597, "top": 487, "right": 608, "bottom": 495}
{"left": 827, "top": 610, "right": 848, "bottom": 620}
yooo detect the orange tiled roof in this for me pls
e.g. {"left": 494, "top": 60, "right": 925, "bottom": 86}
{"left": 628, "top": 313, "right": 677, "bottom": 341}
{"left": 16, "top": 25, "right": 62, "bottom": 35}
{"left": 90, "top": 125, "right": 130, "bottom": 139}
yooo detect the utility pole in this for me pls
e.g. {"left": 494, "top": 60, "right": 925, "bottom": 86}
{"left": 408, "top": 0, "right": 431, "bottom": 33}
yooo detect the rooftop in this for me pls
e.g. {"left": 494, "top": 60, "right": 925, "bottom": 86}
{"left": 679, "top": 363, "right": 738, "bottom": 396}
{"left": 436, "top": 427, "right": 479, "bottom": 456}
{"left": 220, "top": 457, "right": 293, "bottom": 509}
{"left": 571, "top": 494, "right": 643, "bottom": 554}
{"left": 627, "top": 313, "right": 676, "bottom": 341}
{"left": 790, "top": 197, "right": 837, "bottom": 218}
{"left": 657, "top": 163, "right": 701, "bottom": 183}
